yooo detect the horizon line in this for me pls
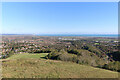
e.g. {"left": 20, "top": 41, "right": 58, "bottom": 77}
{"left": 1, "top": 33, "right": 118, "bottom": 35}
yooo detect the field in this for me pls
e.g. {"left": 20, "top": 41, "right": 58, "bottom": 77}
{"left": 2, "top": 53, "right": 118, "bottom": 78}
{"left": 6, "top": 53, "right": 49, "bottom": 60}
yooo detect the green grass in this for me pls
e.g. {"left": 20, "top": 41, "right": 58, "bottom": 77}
{"left": 6, "top": 53, "right": 49, "bottom": 60}
{"left": 2, "top": 53, "right": 119, "bottom": 78}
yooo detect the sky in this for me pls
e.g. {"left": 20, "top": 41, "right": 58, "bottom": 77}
{"left": 2, "top": 2, "right": 118, "bottom": 34}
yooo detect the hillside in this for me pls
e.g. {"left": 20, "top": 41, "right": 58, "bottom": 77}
{"left": 2, "top": 53, "right": 118, "bottom": 78}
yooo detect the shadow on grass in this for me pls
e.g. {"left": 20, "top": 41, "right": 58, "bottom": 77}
{"left": 40, "top": 57, "right": 47, "bottom": 59}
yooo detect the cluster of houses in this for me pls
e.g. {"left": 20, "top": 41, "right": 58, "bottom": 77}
{"left": 1, "top": 36, "right": 71, "bottom": 58}
{"left": 0, "top": 36, "right": 118, "bottom": 59}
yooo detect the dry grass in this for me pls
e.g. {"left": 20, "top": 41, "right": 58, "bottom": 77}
{"left": 2, "top": 53, "right": 119, "bottom": 78}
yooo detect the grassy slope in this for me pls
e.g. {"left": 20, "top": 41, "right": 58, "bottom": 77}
{"left": 2, "top": 53, "right": 118, "bottom": 78}
{"left": 6, "top": 53, "right": 49, "bottom": 59}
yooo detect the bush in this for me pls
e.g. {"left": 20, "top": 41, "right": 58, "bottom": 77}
{"left": 46, "top": 51, "right": 61, "bottom": 60}
{"left": 103, "top": 61, "right": 120, "bottom": 72}
{"left": 46, "top": 50, "right": 79, "bottom": 63}
{"left": 58, "top": 53, "right": 73, "bottom": 61}
{"left": 67, "top": 49, "right": 82, "bottom": 56}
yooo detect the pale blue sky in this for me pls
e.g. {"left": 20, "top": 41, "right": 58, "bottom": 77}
{"left": 2, "top": 2, "right": 118, "bottom": 34}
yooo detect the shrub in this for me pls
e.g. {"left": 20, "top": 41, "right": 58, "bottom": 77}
{"left": 103, "top": 61, "right": 120, "bottom": 72}
{"left": 58, "top": 53, "right": 73, "bottom": 61}
{"left": 67, "top": 49, "right": 82, "bottom": 56}
{"left": 46, "top": 51, "right": 61, "bottom": 60}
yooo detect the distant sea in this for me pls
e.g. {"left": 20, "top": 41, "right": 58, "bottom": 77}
{"left": 36, "top": 34, "right": 118, "bottom": 38}
{"left": 1, "top": 34, "right": 118, "bottom": 38}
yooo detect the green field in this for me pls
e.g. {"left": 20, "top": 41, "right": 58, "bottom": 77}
{"left": 6, "top": 53, "right": 49, "bottom": 60}
{"left": 2, "top": 53, "right": 119, "bottom": 78}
